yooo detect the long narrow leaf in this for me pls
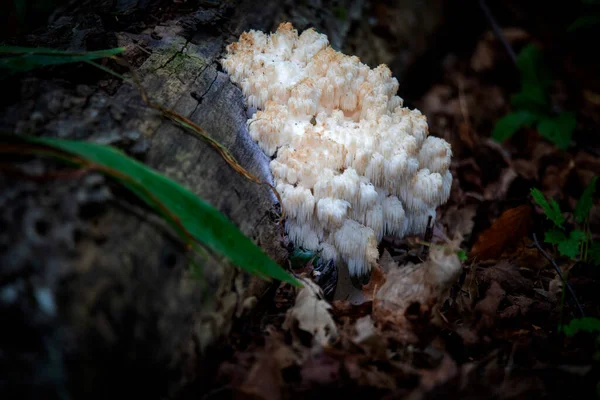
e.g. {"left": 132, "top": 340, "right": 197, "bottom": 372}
{"left": 0, "top": 46, "right": 125, "bottom": 73}
{"left": 3, "top": 134, "right": 300, "bottom": 286}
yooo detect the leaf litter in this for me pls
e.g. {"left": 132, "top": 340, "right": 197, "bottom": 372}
{"left": 205, "top": 15, "right": 600, "bottom": 400}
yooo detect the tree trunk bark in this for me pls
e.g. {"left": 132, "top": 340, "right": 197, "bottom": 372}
{"left": 0, "top": 1, "right": 364, "bottom": 398}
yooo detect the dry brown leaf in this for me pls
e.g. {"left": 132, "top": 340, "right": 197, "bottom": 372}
{"left": 583, "top": 89, "right": 600, "bottom": 106}
{"left": 512, "top": 158, "right": 539, "bottom": 181}
{"left": 344, "top": 356, "right": 397, "bottom": 390}
{"left": 480, "top": 261, "right": 531, "bottom": 293}
{"left": 346, "top": 315, "right": 389, "bottom": 360}
{"left": 415, "top": 354, "right": 458, "bottom": 394}
{"left": 475, "top": 281, "right": 505, "bottom": 331}
{"left": 378, "top": 249, "right": 397, "bottom": 273}
{"left": 455, "top": 265, "right": 478, "bottom": 314}
{"left": 471, "top": 28, "right": 530, "bottom": 72}
{"left": 238, "top": 354, "right": 283, "bottom": 400}
{"left": 440, "top": 204, "right": 477, "bottom": 241}
{"left": 483, "top": 167, "right": 518, "bottom": 201}
{"left": 353, "top": 315, "right": 377, "bottom": 345}
{"left": 374, "top": 244, "right": 462, "bottom": 328}
{"left": 470, "top": 204, "right": 532, "bottom": 261}
{"left": 283, "top": 280, "right": 338, "bottom": 348}
{"left": 458, "top": 121, "right": 479, "bottom": 149}
{"left": 331, "top": 299, "right": 373, "bottom": 319}
{"left": 300, "top": 353, "right": 340, "bottom": 385}
{"left": 361, "top": 263, "right": 387, "bottom": 301}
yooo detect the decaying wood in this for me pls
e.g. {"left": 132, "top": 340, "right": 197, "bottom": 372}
{"left": 0, "top": 0, "right": 365, "bottom": 398}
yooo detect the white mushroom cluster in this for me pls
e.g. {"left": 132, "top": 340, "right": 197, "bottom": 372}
{"left": 221, "top": 23, "right": 452, "bottom": 285}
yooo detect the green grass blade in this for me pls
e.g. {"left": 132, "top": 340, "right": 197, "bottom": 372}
{"left": 0, "top": 46, "right": 126, "bottom": 74}
{"left": 7, "top": 135, "right": 300, "bottom": 286}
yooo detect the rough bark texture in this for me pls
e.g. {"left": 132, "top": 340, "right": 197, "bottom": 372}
{"left": 0, "top": 1, "right": 365, "bottom": 399}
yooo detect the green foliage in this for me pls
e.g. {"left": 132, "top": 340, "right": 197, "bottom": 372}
{"left": 492, "top": 44, "right": 576, "bottom": 149}
{"left": 511, "top": 44, "right": 553, "bottom": 109}
{"left": 533, "top": 180, "right": 598, "bottom": 263}
{"left": 1, "top": 134, "right": 301, "bottom": 287}
{"left": 289, "top": 248, "right": 320, "bottom": 268}
{"left": 531, "top": 188, "right": 565, "bottom": 228}
{"left": 568, "top": 0, "right": 600, "bottom": 31}
{"left": 560, "top": 317, "right": 600, "bottom": 336}
{"left": 569, "top": 14, "right": 600, "bottom": 31}
{"left": 575, "top": 176, "right": 599, "bottom": 223}
{"left": 0, "top": 46, "right": 125, "bottom": 76}
{"left": 590, "top": 241, "right": 600, "bottom": 266}
{"left": 559, "top": 315, "right": 600, "bottom": 397}
{"left": 545, "top": 228, "right": 567, "bottom": 245}
{"left": 491, "top": 111, "right": 538, "bottom": 142}
{"left": 537, "top": 113, "right": 577, "bottom": 150}
{"left": 544, "top": 228, "right": 587, "bottom": 259}
{"left": 552, "top": 229, "right": 587, "bottom": 259}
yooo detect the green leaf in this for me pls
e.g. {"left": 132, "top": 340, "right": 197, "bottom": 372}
{"left": 589, "top": 241, "right": 600, "bottom": 266}
{"left": 531, "top": 188, "right": 565, "bottom": 228}
{"left": 511, "top": 44, "right": 553, "bottom": 109}
{"left": 560, "top": 317, "right": 600, "bottom": 336}
{"left": 557, "top": 229, "right": 586, "bottom": 259}
{"left": 510, "top": 87, "right": 548, "bottom": 110}
{"left": 516, "top": 44, "right": 553, "bottom": 89}
{"left": 575, "top": 176, "right": 598, "bottom": 223}
{"left": 537, "top": 112, "right": 577, "bottom": 149}
{"left": 545, "top": 228, "right": 566, "bottom": 245}
{"left": 5, "top": 134, "right": 300, "bottom": 286}
{"left": 491, "top": 110, "right": 539, "bottom": 142}
{"left": 568, "top": 15, "right": 600, "bottom": 32}
{"left": 0, "top": 46, "right": 125, "bottom": 74}
{"left": 456, "top": 249, "right": 468, "bottom": 261}
{"left": 289, "top": 248, "right": 320, "bottom": 268}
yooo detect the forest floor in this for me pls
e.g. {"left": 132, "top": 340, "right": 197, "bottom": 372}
{"left": 2, "top": 1, "right": 599, "bottom": 399}
{"left": 203, "top": 3, "right": 600, "bottom": 400}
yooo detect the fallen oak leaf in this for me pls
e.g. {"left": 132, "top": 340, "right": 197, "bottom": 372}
{"left": 283, "top": 280, "right": 338, "bottom": 348}
{"left": 470, "top": 204, "right": 532, "bottom": 261}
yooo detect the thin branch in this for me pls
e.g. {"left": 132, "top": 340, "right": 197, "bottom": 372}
{"left": 478, "top": 0, "right": 518, "bottom": 66}
{"left": 530, "top": 233, "right": 585, "bottom": 317}
{"left": 421, "top": 215, "right": 434, "bottom": 259}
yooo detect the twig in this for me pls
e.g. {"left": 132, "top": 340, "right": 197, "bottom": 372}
{"left": 420, "top": 215, "right": 434, "bottom": 259}
{"left": 530, "top": 233, "right": 585, "bottom": 317}
{"left": 478, "top": 0, "right": 518, "bottom": 66}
